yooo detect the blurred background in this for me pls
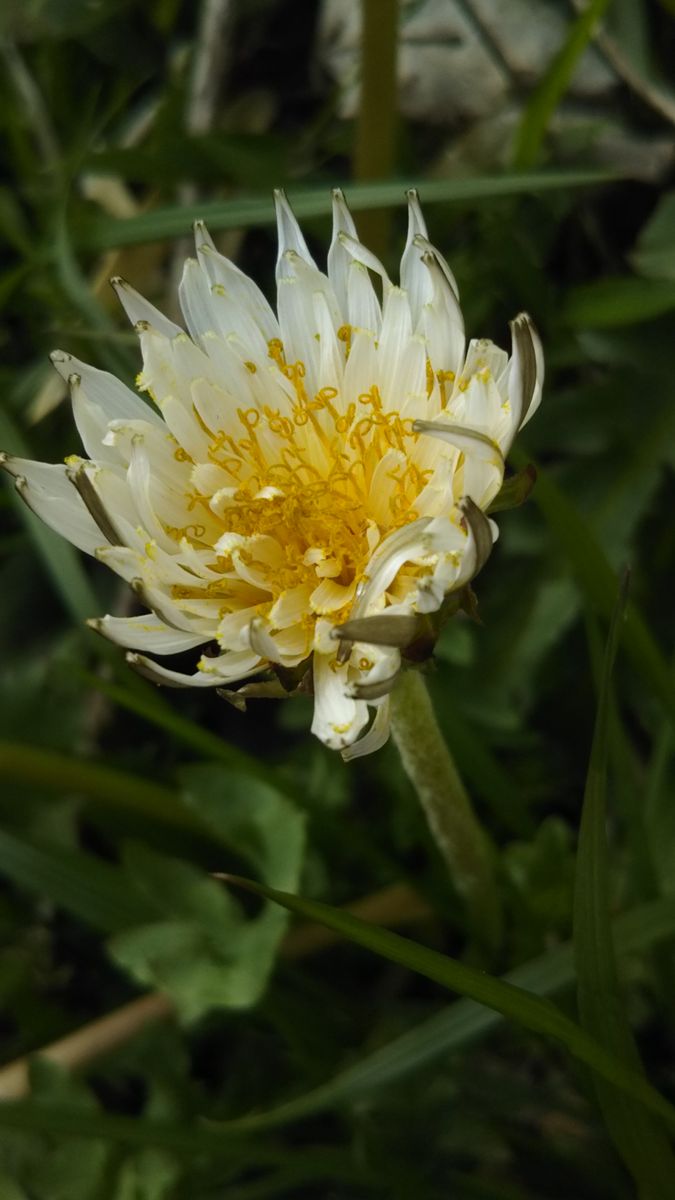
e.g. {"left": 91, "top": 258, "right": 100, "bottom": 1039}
{"left": 2, "top": 0, "right": 675, "bottom": 1196}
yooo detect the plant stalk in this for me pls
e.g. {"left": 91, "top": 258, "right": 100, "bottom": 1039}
{"left": 389, "top": 670, "right": 502, "bottom": 952}
{"left": 352, "top": 0, "right": 399, "bottom": 260}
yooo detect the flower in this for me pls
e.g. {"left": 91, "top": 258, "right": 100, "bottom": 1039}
{"left": 1, "top": 190, "right": 542, "bottom": 758}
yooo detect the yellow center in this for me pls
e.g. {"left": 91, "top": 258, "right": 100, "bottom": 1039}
{"left": 170, "top": 336, "right": 433, "bottom": 606}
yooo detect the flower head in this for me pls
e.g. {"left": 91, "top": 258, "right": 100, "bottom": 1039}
{"left": 2, "top": 190, "right": 542, "bottom": 757}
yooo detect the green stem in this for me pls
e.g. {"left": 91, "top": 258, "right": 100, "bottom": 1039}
{"left": 352, "top": 0, "right": 399, "bottom": 260}
{"left": 389, "top": 672, "right": 502, "bottom": 952}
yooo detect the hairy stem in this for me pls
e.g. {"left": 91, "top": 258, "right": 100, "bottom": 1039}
{"left": 389, "top": 671, "right": 502, "bottom": 953}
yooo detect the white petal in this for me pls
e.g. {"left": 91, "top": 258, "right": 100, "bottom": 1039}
{"left": 276, "top": 251, "right": 342, "bottom": 391}
{"left": 310, "top": 577, "right": 357, "bottom": 614}
{"left": 347, "top": 261, "right": 382, "bottom": 336}
{"left": 129, "top": 576, "right": 211, "bottom": 632}
{"left": 127, "top": 648, "right": 261, "bottom": 688}
{"left": 195, "top": 225, "right": 279, "bottom": 343}
{"left": 248, "top": 615, "right": 281, "bottom": 660}
{"left": 400, "top": 190, "right": 432, "bottom": 322}
{"left": 412, "top": 232, "right": 459, "bottom": 301}
{"left": 314, "top": 291, "right": 344, "bottom": 389}
{"left": 178, "top": 257, "right": 219, "bottom": 345}
{"left": 327, "top": 188, "right": 358, "bottom": 316}
{"left": 348, "top": 643, "right": 401, "bottom": 699}
{"left": 1, "top": 455, "right": 105, "bottom": 557}
{"left": 311, "top": 652, "right": 369, "bottom": 750}
{"left": 126, "top": 436, "right": 175, "bottom": 551}
{"left": 413, "top": 418, "right": 504, "bottom": 465}
{"left": 508, "top": 312, "right": 544, "bottom": 438}
{"left": 342, "top": 696, "right": 391, "bottom": 761}
{"left": 269, "top": 584, "right": 313, "bottom": 628}
{"left": 217, "top": 605, "right": 261, "bottom": 650}
{"left": 377, "top": 288, "right": 426, "bottom": 403}
{"left": 338, "top": 232, "right": 391, "bottom": 290}
{"left": 51, "top": 351, "right": 162, "bottom": 426}
{"left": 110, "top": 277, "right": 183, "bottom": 339}
{"left": 418, "top": 251, "right": 465, "bottom": 377}
{"left": 351, "top": 518, "right": 432, "bottom": 618}
{"left": 90, "top": 614, "right": 209, "bottom": 654}
{"left": 274, "top": 189, "right": 316, "bottom": 273}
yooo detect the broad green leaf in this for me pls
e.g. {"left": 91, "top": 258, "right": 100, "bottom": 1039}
{"left": 574, "top": 583, "right": 675, "bottom": 1192}
{"left": 109, "top": 769, "right": 305, "bottom": 1021}
{"left": 564, "top": 276, "right": 675, "bottom": 327}
{"left": 510, "top": 450, "right": 675, "bottom": 742}
{"left": 179, "top": 764, "right": 306, "bottom": 889}
{"left": 76, "top": 170, "right": 619, "bottom": 250}
{"left": 221, "top": 877, "right": 675, "bottom": 1134}
{"left": 512, "top": 0, "right": 614, "bottom": 169}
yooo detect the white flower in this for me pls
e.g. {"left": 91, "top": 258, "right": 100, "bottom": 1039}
{"left": 1, "top": 190, "right": 543, "bottom": 758}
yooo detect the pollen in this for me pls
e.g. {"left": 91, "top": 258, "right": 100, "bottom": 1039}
{"left": 177, "top": 342, "right": 437, "bottom": 609}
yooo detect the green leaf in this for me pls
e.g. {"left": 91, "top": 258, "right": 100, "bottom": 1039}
{"left": 76, "top": 170, "right": 620, "bottom": 250}
{"left": 564, "top": 276, "right": 675, "bottom": 327}
{"left": 179, "top": 765, "right": 306, "bottom": 889}
{"left": 512, "top": 0, "right": 614, "bottom": 169}
{"left": 220, "top": 877, "right": 675, "bottom": 1135}
{"left": 574, "top": 581, "right": 675, "bottom": 1192}
{"left": 109, "top": 769, "right": 305, "bottom": 1021}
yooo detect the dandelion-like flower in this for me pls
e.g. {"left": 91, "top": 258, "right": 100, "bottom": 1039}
{"left": 1, "top": 191, "right": 542, "bottom": 757}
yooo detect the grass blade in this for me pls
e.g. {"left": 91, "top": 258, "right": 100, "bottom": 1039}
{"left": 221, "top": 875, "right": 675, "bottom": 1134}
{"left": 40, "top": 894, "right": 660, "bottom": 1134}
{"left": 0, "top": 739, "right": 197, "bottom": 834}
{"left": 512, "top": 0, "right": 614, "bottom": 168}
{"left": 76, "top": 170, "right": 619, "bottom": 250}
{"left": 574, "top": 579, "right": 675, "bottom": 1192}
